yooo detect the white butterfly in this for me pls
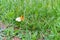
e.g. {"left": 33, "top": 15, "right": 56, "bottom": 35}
{"left": 16, "top": 16, "right": 24, "bottom": 22}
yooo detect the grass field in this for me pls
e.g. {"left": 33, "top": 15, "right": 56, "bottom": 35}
{"left": 0, "top": 0, "right": 60, "bottom": 40}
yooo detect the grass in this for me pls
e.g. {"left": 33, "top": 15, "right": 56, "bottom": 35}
{"left": 0, "top": 0, "right": 60, "bottom": 40}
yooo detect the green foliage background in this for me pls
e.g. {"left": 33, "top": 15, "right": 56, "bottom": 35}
{"left": 0, "top": 0, "right": 60, "bottom": 40}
